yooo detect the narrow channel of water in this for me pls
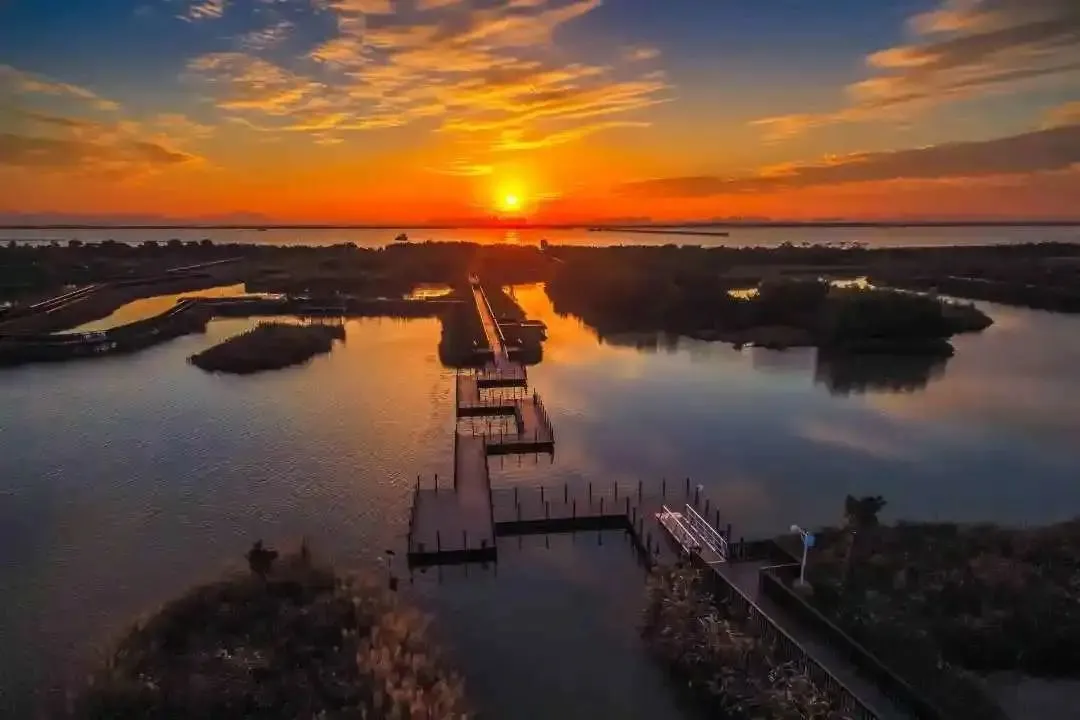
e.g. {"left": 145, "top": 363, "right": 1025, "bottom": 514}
{"left": 59, "top": 284, "right": 277, "bottom": 333}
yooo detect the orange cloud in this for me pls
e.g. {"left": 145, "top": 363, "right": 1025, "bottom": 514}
{"left": 753, "top": 0, "right": 1080, "bottom": 139}
{"left": 188, "top": 0, "right": 665, "bottom": 163}
{"left": 622, "top": 123, "right": 1080, "bottom": 196}
{"left": 1045, "top": 101, "right": 1080, "bottom": 129}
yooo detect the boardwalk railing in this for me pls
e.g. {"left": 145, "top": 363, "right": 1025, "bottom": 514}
{"left": 683, "top": 503, "right": 728, "bottom": 561}
{"left": 658, "top": 505, "right": 701, "bottom": 553}
{"left": 700, "top": 565, "right": 883, "bottom": 720}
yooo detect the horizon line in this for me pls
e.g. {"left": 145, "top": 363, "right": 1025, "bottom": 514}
{"left": 3, "top": 220, "right": 1080, "bottom": 231}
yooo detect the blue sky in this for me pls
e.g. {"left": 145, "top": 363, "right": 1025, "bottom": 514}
{"left": 1, "top": 0, "right": 1079, "bottom": 221}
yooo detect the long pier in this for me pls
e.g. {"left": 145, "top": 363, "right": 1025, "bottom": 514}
{"left": 407, "top": 278, "right": 554, "bottom": 563}
{"left": 404, "top": 277, "right": 916, "bottom": 720}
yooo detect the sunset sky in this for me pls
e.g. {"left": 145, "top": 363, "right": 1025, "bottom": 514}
{"left": 1, "top": 0, "right": 1079, "bottom": 223}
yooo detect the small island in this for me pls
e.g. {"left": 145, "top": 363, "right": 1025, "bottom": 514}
{"left": 71, "top": 546, "right": 466, "bottom": 719}
{"left": 189, "top": 322, "right": 345, "bottom": 374}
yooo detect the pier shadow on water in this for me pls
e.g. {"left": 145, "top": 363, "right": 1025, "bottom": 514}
{"left": 408, "top": 530, "right": 702, "bottom": 720}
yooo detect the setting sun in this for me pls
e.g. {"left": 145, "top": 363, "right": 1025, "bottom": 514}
{"left": 497, "top": 192, "right": 523, "bottom": 214}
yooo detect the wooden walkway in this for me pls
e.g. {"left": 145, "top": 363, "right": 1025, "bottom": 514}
{"left": 406, "top": 274, "right": 553, "bottom": 563}
{"left": 410, "top": 476, "right": 911, "bottom": 719}
{"left": 715, "top": 562, "right": 909, "bottom": 720}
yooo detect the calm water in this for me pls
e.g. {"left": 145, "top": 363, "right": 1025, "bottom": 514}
{"left": 3, "top": 225, "right": 1080, "bottom": 248}
{"left": 3, "top": 285, "right": 1080, "bottom": 715}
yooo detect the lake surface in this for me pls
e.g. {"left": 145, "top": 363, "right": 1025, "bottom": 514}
{"left": 4, "top": 224, "right": 1080, "bottom": 248}
{"left": 3, "top": 285, "right": 1080, "bottom": 716}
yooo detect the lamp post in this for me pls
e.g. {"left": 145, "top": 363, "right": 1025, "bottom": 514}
{"left": 790, "top": 524, "right": 815, "bottom": 587}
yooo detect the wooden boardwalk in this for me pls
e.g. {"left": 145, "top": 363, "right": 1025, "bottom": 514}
{"left": 407, "top": 274, "right": 553, "bottom": 563}
{"left": 411, "top": 476, "right": 911, "bottom": 719}
{"left": 405, "top": 277, "right": 916, "bottom": 720}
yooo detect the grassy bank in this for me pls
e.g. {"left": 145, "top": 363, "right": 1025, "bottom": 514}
{"left": 642, "top": 565, "right": 847, "bottom": 719}
{"left": 809, "top": 517, "right": 1080, "bottom": 680}
{"left": 189, "top": 322, "right": 344, "bottom": 374}
{"left": 71, "top": 550, "right": 466, "bottom": 719}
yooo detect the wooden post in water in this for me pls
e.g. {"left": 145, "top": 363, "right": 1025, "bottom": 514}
{"left": 685, "top": 477, "right": 690, "bottom": 499}
{"left": 540, "top": 486, "right": 545, "bottom": 503}
{"left": 726, "top": 522, "right": 732, "bottom": 540}
{"left": 573, "top": 499, "right": 576, "bottom": 518}
{"left": 436, "top": 531, "right": 441, "bottom": 551}
{"left": 600, "top": 496, "right": 604, "bottom": 514}
{"left": 662, "top": 477, "right": 666, "bottom": 498}
{"left": 545, "top": 501, "right": 549, "bottom": 519}
{"left": 514, "top": 486, "right": 519, "bottom": 504}
{"left": 614, "top": 480, "right": 618, "bottom": 500}
{"left": 625, "top": 496, "right": 630, "bottom": 515}
{"left": 588, "top": 482, "right": 592, "bottom": 500}
{"left": 564, "top": 484, "right": 568, "bottom": 502}
{"left": 463, "top": 530, "right": 467, "bottom": 551}
{"left": 704, "top": 498, "right": 710, "bottom": 518}
{"left": 638, "top": 480, "right": 642, "bottom": 500}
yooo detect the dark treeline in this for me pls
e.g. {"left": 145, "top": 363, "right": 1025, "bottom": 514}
{"left": 0, "top": 239, "right": 552, "bottom": 305}
{"left": 547, "top": 261, "right": 991, "bottom": 355}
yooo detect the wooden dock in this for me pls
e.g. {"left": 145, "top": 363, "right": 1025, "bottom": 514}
{"left": 409, "top": 476, "right": 721, "bottom": 567}
{"left": 407, "top": 274, "right": 555, "bottom": 564}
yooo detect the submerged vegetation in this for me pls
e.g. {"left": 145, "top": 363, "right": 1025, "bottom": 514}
{"left": 72, "top": 548, "right": 467, "bottom": 720}
{"left": 189, "top": 322, "right": 345, "bottom": 374}
{"left": 642, "top": 565, "right": 846, "bottom": 719}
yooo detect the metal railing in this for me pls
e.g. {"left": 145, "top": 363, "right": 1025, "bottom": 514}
{"left": 702, "top": 570, "right": 882, "bottom": 720}
{"left": 658, "top": 504, "right": 701, "bottom": 553}
{"left": 683, "top": 503, "right": 728, "bottom": 561}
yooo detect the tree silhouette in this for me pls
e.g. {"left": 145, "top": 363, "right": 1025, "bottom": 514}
{"left": 246, "top": 540, "right": 278, "bottom": 579}
{"left": 842, "top": 494, "right": 887, "bottom": 591}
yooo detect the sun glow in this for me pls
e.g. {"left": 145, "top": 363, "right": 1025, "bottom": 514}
{"left": 494, "top": 182, "right": 527, "bottom": 215}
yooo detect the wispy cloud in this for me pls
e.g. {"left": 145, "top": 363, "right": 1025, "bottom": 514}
{"left": 239, "top": 19, "right": 295, "bottom": 50}
{"left": 622, "top": 122, "right": 1080, "bottom": 196}
{"left": 180, "top": 0, "right": 227, "bottom": 22}
{"left": 188, "top": 0, "right": 666, "bottom": 156}
{"left": 1, "top": 66, "right": 204, "bottom": 180}
{"left": 428, "top": 160, "right": 494, "bottom": 176}
{"left": 1045, "top": 100, "right": 1080, "bottom": 128}
{"left": 624, "top": 46, "right": 660, "bottom": 62}
{"left": 0, "top": 65, "right": 119, "bottom": 112}
{"left": 753, "top": 0, "right": 1080, "bottom": 139}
